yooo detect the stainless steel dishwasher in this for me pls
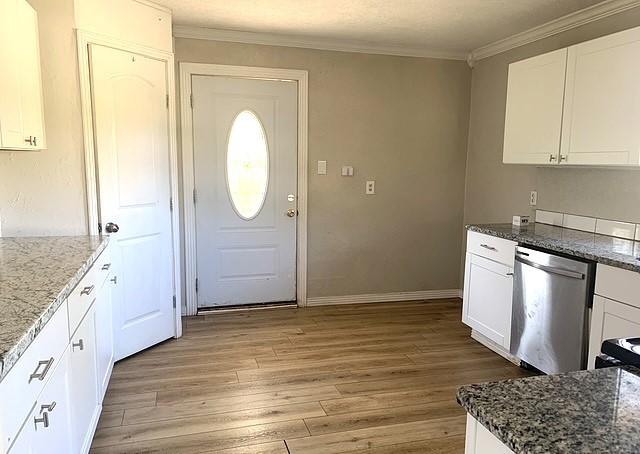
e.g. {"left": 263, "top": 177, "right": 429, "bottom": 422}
{"left": 510, "top": 246, "right": 595, "bottom": 374}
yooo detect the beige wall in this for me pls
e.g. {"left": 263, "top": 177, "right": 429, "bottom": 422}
{"left": 464, "top": 7, "right": 640, "bottom": 228}
{"left": 0, "top": 0, "right": 87, "bottom": 236}
{"left": 175, "top": 39, "right": 472, "bottom": 297}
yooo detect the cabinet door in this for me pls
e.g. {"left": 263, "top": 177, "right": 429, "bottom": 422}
{"left": 95, "top": 276, "right": 114, "bottom": 400}
{"left": 0, "top": 0, "right": 45, "bottom": 150}
{"left": 7, "top": 406, "right": 35, "bottom": 454}
{"left": 32, "top": 348, "right": 73, "bottom": 453}
{"left": 503, "top": 48, "right": 567, "bottom": 165}
{"left": 587, "top": 296, "right": 640, "bottom": 368}
{"left": 69, "top": 305, "right": 100, "bottom": 454}
{"left": 463, "top": 253, "right": 514, "bottom": 349}
{"left": 561, "top": 26, "right": 640, "bottom": 166}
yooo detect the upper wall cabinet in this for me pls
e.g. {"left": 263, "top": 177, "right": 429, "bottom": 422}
{"left": 0, "top": 0, "right": 46, "bottom": 151}
{"left": 503, "top": 26, "right": 640, "bottom": 167}
{"left": 503, "top": 49, "right": 567, "bottom": 165}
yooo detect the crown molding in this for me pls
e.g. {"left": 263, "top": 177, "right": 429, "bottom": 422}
{"left": 173, "top": 25, "right": 468, "bottom": 61}
{"left": 468, "top": 0, "right": 640, "bottom": 64}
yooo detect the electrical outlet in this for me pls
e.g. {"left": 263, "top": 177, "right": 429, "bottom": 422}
{"left": 366, "top": 180, "right": 375, "bottom": 195}
{"left": 530, "top": 191, "right": 538, "bottom": 206}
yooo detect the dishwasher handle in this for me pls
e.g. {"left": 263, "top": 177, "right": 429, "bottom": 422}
{"left": 515, "top": 255, "right": 585, "bottom": 280}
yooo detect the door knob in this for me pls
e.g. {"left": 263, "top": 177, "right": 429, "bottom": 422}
{"left": 105, "top": 222, "right": 120, "bottom": 233}
{"left": 286, "top": 209, "right": 297, "bottom": 218}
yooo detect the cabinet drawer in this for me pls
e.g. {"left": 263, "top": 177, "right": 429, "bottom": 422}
{"left": 67, "top": 248, "right": 111, "bottom": 337}
{"left": 467, "top": 231, "right": 517, "bottom": 267}
{"left": 0, "top": 300, "right": 69, "bottom": 451}
{"left": 595, "top": 264, "right": 640, "bottom": 308}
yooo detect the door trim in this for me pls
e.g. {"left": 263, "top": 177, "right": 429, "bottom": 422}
{"left": 179, "top": 63, "right": 309, "bottom": 315}
{"left": 76, "top": 30, "right": 183, "bottom": 337}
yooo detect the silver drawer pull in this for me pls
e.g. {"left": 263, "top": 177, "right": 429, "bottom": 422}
{"left": 40, "top": 402, "right": 56, "bottom": 414}
{"left": 101, "top": 263, "right": 111, "bottom": 271}
{"left": 480, "top": 244, "right": 498, "bottom": 252}
{"left": 29, "top": 358, "right": 54, "bottom": 383}
{"left": 80, "top": 285, "right": 95, "bottom": 296}
{"left": 110, "top": 276, "right": 117, "bottom": 284}
{"left": 34, "top": 412, "right": 49, "bottom": 430}
{"left": 72, "top": 339, "right": 84, "bottom": 351}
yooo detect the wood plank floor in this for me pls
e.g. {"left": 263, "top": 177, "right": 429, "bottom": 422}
{"left": 91, "top": 299, "right": 530, "bottom": 453}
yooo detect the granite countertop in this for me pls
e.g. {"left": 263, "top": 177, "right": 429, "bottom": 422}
{"left": 457, "top": 367, "right": 640, "bottom": 453}
{"left": 0, "top": 236, "right": 109, "bottom": 381}
{"left": 468, "top": 223, "right": 640, "bottom": 273}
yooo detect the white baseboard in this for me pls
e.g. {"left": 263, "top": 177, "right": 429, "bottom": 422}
{"left": 470, "top": 330, "right": 520, "bottom": 366}
{"left": 306, "top": 289, "right": 462, "bottom": 307}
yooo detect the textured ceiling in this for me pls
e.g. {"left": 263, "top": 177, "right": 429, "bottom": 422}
{"left": 157, "top": 0, "right": 605, "bottom": 53}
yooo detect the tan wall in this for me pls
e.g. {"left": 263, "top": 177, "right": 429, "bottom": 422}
{"left": 464, "top": 7, "right": 640, "bottom": 229}
{"left": 0, "top": 0, "right": 87, "bottom": 236}
{"left": 175, "top": 39, "right": 472, "bottom": 297}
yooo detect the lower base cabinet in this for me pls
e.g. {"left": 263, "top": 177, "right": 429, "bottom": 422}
{"left": 69, "top": 305, "right": 100, "bottom": 454}
{"left": 9, "top": 349, "right": 72, "bottom": 453}
{"left": 588, "top": 295, "right": 640, "bottom": 368}
{"left": 463, "top": 253, "right": 514, "bottom": 350}
{"left": 465, "top": 414, "right": 514, "bottom": 454}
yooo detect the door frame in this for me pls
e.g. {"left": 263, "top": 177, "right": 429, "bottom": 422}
{"left": 76, "top": 30, "right": 183, "bottom": 337}
{"left": 179, "top": 63, "right": 309, "bottom": 315}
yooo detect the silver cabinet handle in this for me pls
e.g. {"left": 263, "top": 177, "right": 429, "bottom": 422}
{"left": 24, "top": 136, "right": 33, "bottom": 145}
{"left": 29, "top": 358, "right": 54, "bottom": 383}
{"left": 549, "top": 154, "right": 558, "bottom": 162}
{"left": 480, "top": 244, "right": 498, "bottom": 252}
{"left": 80, "top": 285, "right": 95, "bottom": 296}
{"left": 32, "top": 136, "right": 37, "bottom": 147}
{"left": 506, "top": 272, "right": 514, "bottom": 276}
{"left": 110, "top": 275, "right": 117, "bottom": 284}
{"left": 559, "top": 155, "right": 567, "bottom": 162}
{"left": 72, "top": 339, "right": 84, "bottom": 351}
{"left": 40, "top": 402, "right": 56, "bottom": 414}
{"left": 34, "top": 412, "right": 49, "bottom": 430}
{"left": 101, "top": 263, "right": 111, "bottom": 271}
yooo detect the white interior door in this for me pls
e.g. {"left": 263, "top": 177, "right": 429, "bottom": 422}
{"left": 192, "top": 76, "right": 297, "bottom": 308}
{"left": 90, "top": 44, "right": 175, "bottom": 359}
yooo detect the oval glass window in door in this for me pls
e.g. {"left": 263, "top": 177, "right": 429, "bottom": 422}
{"left": 226, "top": 110, "right": 269, "bottom": 220}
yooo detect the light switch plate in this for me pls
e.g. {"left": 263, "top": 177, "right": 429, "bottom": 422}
{"left": 366, "top": 180, "right": 375, "bottom": 195}
{"left": 317, "top": 160, "right": 327, "bottom": 175}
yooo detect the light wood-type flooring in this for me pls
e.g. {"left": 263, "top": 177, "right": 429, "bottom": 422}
{"left": 91, "top": 299, "right": 530, "bottom": 453}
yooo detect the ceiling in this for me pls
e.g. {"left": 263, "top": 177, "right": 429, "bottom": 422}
{"left": 157, "top": 0, "right": 605, "bottom": 55}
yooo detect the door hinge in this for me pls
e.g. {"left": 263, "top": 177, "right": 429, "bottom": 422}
{"left": 193, "top": 188, "right": 197, "bottom": 204}
{"left": 172, "top": 295, "right": 176, "bottom": 308}
{"left": 195, "top": 278, "right": 199, "bottom": 293}
{"left": 169, "top": 197, "right": 173, "bottom": 212}
{"left": 190, "top": 93, "right": 193, "bottom": 109}
{"left": 166, "top": 94, "right": 169, "bottom": 109}
{"left": 97, "top": 222, "right": 102, "bottom": 234}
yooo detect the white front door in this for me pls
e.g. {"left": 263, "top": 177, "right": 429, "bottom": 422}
{"left": 191, "top": 76, "right": 297, "bottom": 308}
{"left": 90, "top": 44, "right": 176, "bottom": 359}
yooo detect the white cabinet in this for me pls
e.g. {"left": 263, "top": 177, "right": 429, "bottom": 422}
{"left": 587, "top": 265, "right": 640, "bottom": 368}
{"left": 464, "top": 414, "right": 514, "bottom": 454}
{"left": 32, "top": 348, "right": 73, "bottom": 453}
{"left": 463, "top": 253, "right": 514, "bottom": 349}
{"left": 463, "top": 231, "right": 516, "bottom": 352}
{"left": 561, "top": 27, "right": 640, "bottom": 166}
{"left": 588, "top": 296, "right": 640, "bottom": 368}
{"left": 68, "top": 305, "right": 100, "bottom": 454}
{"left": 503, "top": 25, "right": 640, "bottom": 167}
{"left": 9, "top": 349, "right": 73, "bottom": 454}
{"left": 0, "top": 0, "right": 46, "bottom": 151}
{"left": 95, "top": 272, "right": 114, "bottom": 400}
{"left": 503, "top": 49, "right": 567, "bottom": 165}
